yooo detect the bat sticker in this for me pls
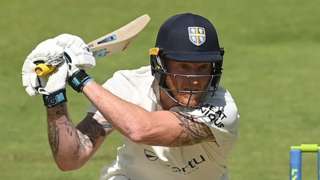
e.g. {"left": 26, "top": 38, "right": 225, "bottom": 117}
{"left": 97, "top": 34, "right": 117, "bottom": 44}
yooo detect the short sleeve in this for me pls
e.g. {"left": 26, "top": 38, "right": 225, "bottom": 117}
{"left": 198, "top": 100, "right": 240, "bottom": 147}
{"left": 87, "top": 71, "right": 135, "bottom": 122}
{"left": 87, "top": 67, "right": 154, "bottom": 122}
{"left": 172, "top": 88, "right": 240, "bottom": 152}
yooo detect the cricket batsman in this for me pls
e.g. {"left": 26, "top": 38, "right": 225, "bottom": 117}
{"left": 22, "top": 13, "right": 240, "bottom": 180}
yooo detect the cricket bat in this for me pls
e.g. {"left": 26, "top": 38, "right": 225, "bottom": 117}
{"left": 35, "top": 14, "right": 151, "bottom": 77}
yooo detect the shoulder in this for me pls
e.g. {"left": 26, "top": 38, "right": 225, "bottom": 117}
{"left": 103, "top": 65, "right": 153, "bottom": 87}
{"left": 207, "top": 87, "right": 239, "bottom": 119}
{"left": 170, "top": 87, "right": 240, "bottom": 148}
{"left": 209, "top": 86, "right": 237, "bottom": 105}
{"left": 112, "top": 65, "right": 152, "bottom": 79}
{"left": 101, "top": 65, "right": 155, "bottom": 102}
{"left": 172, "top": 87, "right": 239, "bottom": 132}
{"left": 199, "top": 87, "right": 239, "bottom": 129}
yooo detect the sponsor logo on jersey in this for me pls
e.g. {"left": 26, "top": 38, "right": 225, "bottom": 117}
{"left": 171, "top": 154, "right": 206, "bottom": 174}
{"left": 144, "top": 149, "right": 206, "bottom": 175}
{"left": 199, "top": 104, "right": 227, "bottom": 128}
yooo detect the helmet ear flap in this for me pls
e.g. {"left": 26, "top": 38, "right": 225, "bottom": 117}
{"left": 150, "top": 55, "right": 157, "bottom": 76}
{"left": 150, "top": 47, "right": 166, "bottom": 84}
{"left": 150, "top": 47, "right": 162, "bottom": 75}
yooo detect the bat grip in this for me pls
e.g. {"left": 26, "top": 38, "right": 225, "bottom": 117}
{"left": 35, "top": 64, "right": 56, "bottom": 77}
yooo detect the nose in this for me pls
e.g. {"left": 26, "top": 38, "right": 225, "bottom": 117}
{"left": 192, "top": 80, "right": 199, "bottom": 85}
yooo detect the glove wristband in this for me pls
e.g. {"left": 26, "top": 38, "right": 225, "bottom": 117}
{"left": 68, "top": 69, "right": 92, "bottom": 92}
{"left": 42, "top": 89, "right": 67, "bottom": 108}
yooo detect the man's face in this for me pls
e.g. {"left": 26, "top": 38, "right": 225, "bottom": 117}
{"left": 165, "top": 59, "right": 212, "bottom": 107}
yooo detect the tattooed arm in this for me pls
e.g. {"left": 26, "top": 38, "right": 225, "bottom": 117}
{"left": 46, "top": 103, "right": 113, "bottom": 171}
{"left": 82, "top": 81, "right": 214, "bottom": 147}
{"left": 168, "top": 112, "right": 215, "bottom": 146}
{"left": 127, "top": 111, "right": 216, "bottom": 147}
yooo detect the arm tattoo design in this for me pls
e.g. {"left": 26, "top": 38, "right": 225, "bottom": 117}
{"left": 171, "top": 112, "right": 215, "bottom": 146}
{"left": 47, "top": 104, "right": 112, "bottom": 159}
{"left": 76, "top": 114, "right": 112, "bottom": 146}
{"left": 48, "top": 124, "right": 59, "bottom": 155}
{"left": 47, "top": 104, "right": 67, "bottom": 156}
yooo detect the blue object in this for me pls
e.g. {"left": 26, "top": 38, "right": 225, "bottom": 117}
{"left": 290, "top": 149, "right": 302, "bottom": 180}
{"left": 290, "top": 145, "right": 320, "bottom": 180}
{"left": 318, "top": 150, "right": 320, "bottom": 180}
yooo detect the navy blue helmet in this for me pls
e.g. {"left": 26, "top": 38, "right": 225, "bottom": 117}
{"left": 150, "top": 13, "right": 224, "bottom": 107}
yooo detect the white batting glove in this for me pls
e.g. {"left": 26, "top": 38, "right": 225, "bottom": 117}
{"left": 22, "top": 34, "right": 96, "bottom": 97}
{"left": 59, "top": 35, "right": 95, "bottom": 92}
{"left": 22, "top": 38, "right": 65, "bottom": 96}
{"left": 64, "top": 50, "right": 94, "bottom": 93}
{"left": 54, "top": 34, "right": 96, "bottom": 69}
{"left": 37, "top": 61, "right": 68, "bottom": 95}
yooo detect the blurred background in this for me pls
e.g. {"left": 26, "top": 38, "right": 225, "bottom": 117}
{"left": 1, "top": 0, "right": 319, "bottom": 179}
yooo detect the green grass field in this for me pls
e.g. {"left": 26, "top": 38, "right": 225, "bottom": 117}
{"left": 1, "top": 0, "right": 320, "bottom": 179}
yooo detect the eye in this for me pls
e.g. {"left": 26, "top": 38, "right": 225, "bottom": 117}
{"left": 199, "top": 64, "right": 208, "bottom": 70}
{"left": 180, "top": 64, "right": 190, "bottom": 70}
{"left": 198, "top": 64, "right": 212, "bottom": 73}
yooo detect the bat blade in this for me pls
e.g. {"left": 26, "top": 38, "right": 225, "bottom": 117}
{"left": 35, "top": 14, "right": 151, "bottom": 77}
{"left": 88, "top": 14, "right": 151, "bottom": 58}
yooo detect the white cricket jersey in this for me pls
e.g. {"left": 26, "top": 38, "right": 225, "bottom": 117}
{"left": 88, "top": 66, "right": 240, "bottom": 180}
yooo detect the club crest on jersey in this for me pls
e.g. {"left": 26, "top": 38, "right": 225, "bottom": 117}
{"left": 188, "top": 27, "right": 206, "bottom": 46}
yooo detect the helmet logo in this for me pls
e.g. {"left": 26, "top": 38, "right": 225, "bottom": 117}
{"left": 188, "top": 27, "right": 206, "bottom": 46}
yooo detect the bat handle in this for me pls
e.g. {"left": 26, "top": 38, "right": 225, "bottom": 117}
{"left": 35, "top": 64, "right": 56, "bottom": 77}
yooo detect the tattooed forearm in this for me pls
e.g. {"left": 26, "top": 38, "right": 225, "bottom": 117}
{"left": 47, "top": 104, "right": 69, "bottom": 156}
{"left": 170, "top": 112, "right": 215, "bottom": 146}
{"left": 48, "top": 124, "right": 59, "bottom": 155}
{"left": 76, "top": 114, "right": 112, "bottom": 146}
{"left": 77, "top": 131, "right": 92, "bottom": 148}
{"left": 47, "top": 103, "right": 67, "bottom": 118}
{"left": 47, "top": 104, "right": 79, "bottom": 158}
{"left": 45, "top": 104, "right": 113, "bottom": 169}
